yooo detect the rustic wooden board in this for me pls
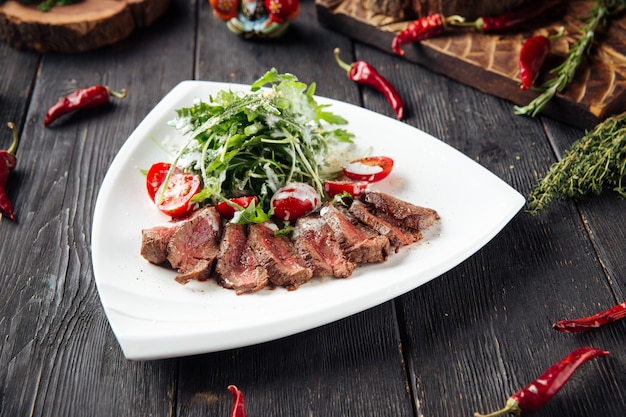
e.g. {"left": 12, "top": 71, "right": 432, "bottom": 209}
{"left": 316, "top": 0, "right": 626, "bottom": 129}
{"left": 0, "top": 0, "right": 170, "bottom": 53}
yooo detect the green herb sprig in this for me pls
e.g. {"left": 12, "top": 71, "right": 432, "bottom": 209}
{"left": 527, "top": 111, "right": 626, "bottom": 214}
{"left": 515, "top": 0, "right": 625, "bottom": 117}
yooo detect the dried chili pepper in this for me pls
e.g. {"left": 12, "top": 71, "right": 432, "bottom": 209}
{"left": 474, "top": 346, "right": 608, "bottom": 417}
{"left": 392, "top": 0, "right": 560, "bottom": 56}
{"left": 454, "top": 0, "right": 560, "bottom": 32}
{"left": 519, "top": 35, "right": 552, "bottom": 90}
{"left": 1, "top": 122, "right": 19, "bottom": 222}
{"left": 519, "top": 29, "right": 564, "bottom": 90}
{"left": 44, "top": 85, "right": 127, "bottom": 126}
{"left": 333, "top": 48, "right": 404, "bottom": 120}
{"left": 228, "top": 385, "right": 247, "bottom": 417}
{"left": 554, "top": 301, "right": 626, "bottom": 333}
{"left": 391, "top": 14, "right": 447, "bottom": 57}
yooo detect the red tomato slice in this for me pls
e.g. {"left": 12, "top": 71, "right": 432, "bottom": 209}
{"left": 343, "top": 156, "right": 394, "bottom": 183}
{"left": 215, "top": 196, "right": 259, "bottom": 220}
{"left": 271, "top": 182, "right": 320, "bottom": 222}
{"left": 324, "top": 180, "right": 368, "bottom": 197}
{"left": 155, "top": 172, "right": 201, "bottom": 218}
{"left": 146, "top": 162, "right": 182, "bottom": 201}
{"left": 264, "top": 0, "right": 300, "bottom": 22}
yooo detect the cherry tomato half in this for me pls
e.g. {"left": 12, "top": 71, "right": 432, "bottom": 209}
{"left": 146, "top": 162, "right": 183, "bottom": 202}
{"left": 324, "top": 180, "right": 369, "bottom": 197}
{"left": 215, "top": 196, "right": 259, "bottom": 220}
{"left": 155, "top": 172, "right": 201, "bottom": 218}
{"left": 343, "top": 156, "right": 394, "bottom": 183}
{"left": 271, "top": 182, "right": 320, "bottom": 222}
{"left": 264, "top": 0, "right": 300, "bottom": 23}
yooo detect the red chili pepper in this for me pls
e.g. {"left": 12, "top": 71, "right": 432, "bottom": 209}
{"left": 554, "top": 301, "right": 626, "bottom": 332}
{"left": 333, "top": 48, "right": 404, "bottom": 120}
{"left": 44, "top": 85, "right": 127, "bottom": 126}
{"left": 518, "top": 28, "right": 564, "bottom": 90}
{"left": 0, "top": 122, "right": 19, "bottom": 222}
{"left": 462, "top": 0, "right": 561, "bottom": 32}
{"left": 474, "top": 346, "right": 609, "bottom": 417}
{"left": 227, "top": 385, "right": 247, "bottom": 417}
{"left": 391, "top": 14, "right": 446, "bottom": 57}
{"left": 519, "top": 35, "right": 552, "bottom": 90}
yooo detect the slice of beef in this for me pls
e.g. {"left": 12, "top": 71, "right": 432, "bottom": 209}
{"left": 140, "top": 222, "right": 179, "bottom": 265}
{"left": 320, "top": 204, "right": 390, "bottom": 264}
{"left": 292, "top": 215, "right": 356, "bottom": 279}
{"left": 166, "top": 206, "right": 222, "bottom": 284}
{"left": 215, "top": 223, "right": 269, "bottom": 294}
{"left": 362, "top": 191, "right": 440, "bottom": 231}
{"left": 248, "top": 222, "right": 313, "bottom": 290}
{"left": 348, "top": 200, "right": 412, "bottom": 247}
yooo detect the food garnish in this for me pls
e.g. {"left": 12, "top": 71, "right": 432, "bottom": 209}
{"left": 458, "top": 0, "right": 560, "bottom": 33}
{"left": 44, "top": 85, "right": 127, "bottom": 126}
{"left": 0, "top": 122, "right": 19, "bottom": 222}
{"left": 228, "top": 385, "right": 247, "bottom": 417}
{"left": 518, "top": 28, "right": 563, "bottom": 91}
{"left": 526, "top": 111, "right": 626, "bottom": 214}
{"left": 270, "top": 182, "right": 320, "bottom": 222}
{"left": 391, "top": 14, "right": 449, "bottom": 57}
{"left": 215, "top": 196, "right": 259, "bottom": 220}
{"left": 515, "top": 0, "right": 626, "bottom": 117}
{"left": 391, "top": 1, "right": 559, "bottom": 56}
{"left": 474, "top": 346, "right": 609, "bottom": 417}
{"left": 554, "top": 300, "right": 626, "bottom": 332}
{"left": 333, "top": 48, "right": 404, "bottom": 120}
{"left": 163, "top": 68, "right": 355, "bottom": 217}
{"left": 343, "top": 155, "right": 394, "bottom": 182}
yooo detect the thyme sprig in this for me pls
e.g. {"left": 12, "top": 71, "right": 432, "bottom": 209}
{"left": 527, "top": 111, "right": 626, "bottom": 215}
{"left": 514, "top": 0, "right": 625, "bottom": 117}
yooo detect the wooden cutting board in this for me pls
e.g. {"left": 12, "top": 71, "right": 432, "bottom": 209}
{"left": 0, "top": 0, "right": 170, "bottom": 53}
{"left": 316, "top": 0, "right": 626, "bottom": 129}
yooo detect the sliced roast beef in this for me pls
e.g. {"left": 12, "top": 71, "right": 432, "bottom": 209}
{"left": 348, "top": 200, "right": 412, "bottom": 247}
{"left": 248, "top": 222, "right": 313, "bottom": 290}
{"left": 320, "top": 204, "right": 390, "bottom": 264}
{"left": 166, "top": 206, "right": 222, "bottom": 284}
{"left": 140, "top": 222, "right": 179, "bottom": 265}
{"left": 216, "top": 223, "right": 269, "bottom": 294}
{"left": 292, "top": 215, "right": 356, "bottom": 278}
{"left": 362, "top": 191, "right": 440, "bottom": 231}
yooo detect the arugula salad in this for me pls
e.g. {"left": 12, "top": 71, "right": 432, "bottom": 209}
{"left": 154, "top": 69, "right": 357, "bottom": 217}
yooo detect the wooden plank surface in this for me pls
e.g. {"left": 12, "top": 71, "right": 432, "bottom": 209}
{"left": 315, "top": 0, "right": 626, "bottom": 129}
{"left": 1, "top": 0, "right": 626, "bottom": 416}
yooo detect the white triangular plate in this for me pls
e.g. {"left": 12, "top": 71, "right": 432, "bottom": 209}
{"left": 92, "top": 81, "right": 525, "bottom": 360}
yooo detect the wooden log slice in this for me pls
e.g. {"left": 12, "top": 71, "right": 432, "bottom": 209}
{"left": 0, "top": 0, "right": 171, "bottom": 53}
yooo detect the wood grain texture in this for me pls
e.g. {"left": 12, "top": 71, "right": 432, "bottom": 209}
{"left": 315, "top": 0, "right": 626, "bottom": 129}
{"left": 0, "top": 0, "right": 171, "bottom": 53}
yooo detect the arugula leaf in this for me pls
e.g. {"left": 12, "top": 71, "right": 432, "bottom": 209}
{"left": 231, "top": 200, "right": 272, "bottom": 225}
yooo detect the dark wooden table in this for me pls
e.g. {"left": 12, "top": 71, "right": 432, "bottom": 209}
{"left": 1, "top": 1, "right": 625, "bottom": 416}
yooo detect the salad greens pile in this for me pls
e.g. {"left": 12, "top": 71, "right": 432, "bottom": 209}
{"left": 167, "top": 69, "right": 356, "bottom": 211}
